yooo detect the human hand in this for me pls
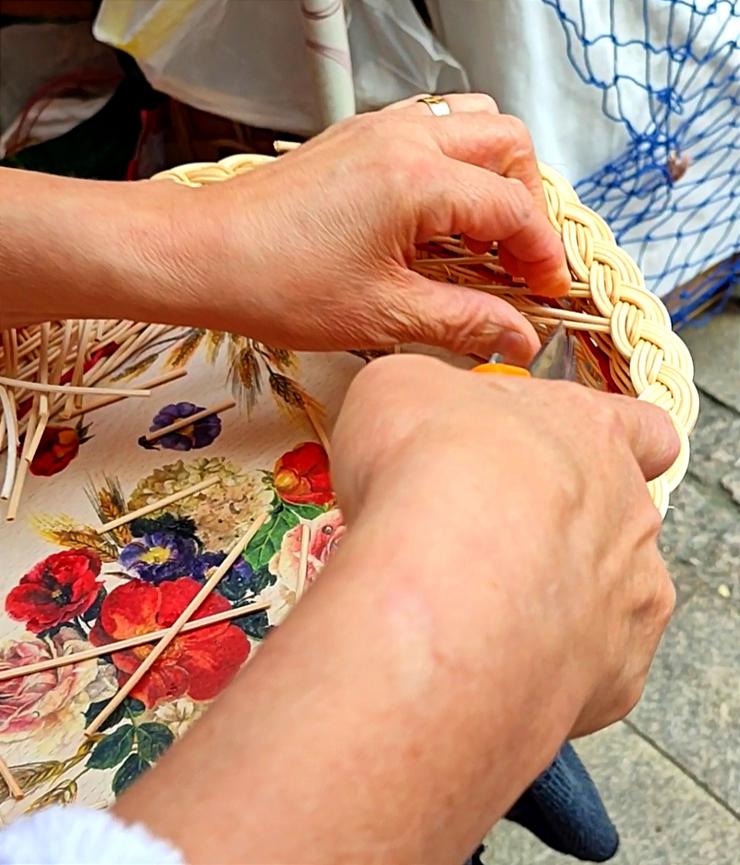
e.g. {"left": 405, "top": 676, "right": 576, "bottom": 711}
{"left": 331, "top": 354, "right": 680, "bottom": 737}
{"left": 177, "top": 94, "right": 569, "bottom": 364}
{"left": 110, "top": 357, "right": 679, "bottom": 865}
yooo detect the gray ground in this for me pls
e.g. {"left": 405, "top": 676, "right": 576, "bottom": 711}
{"left": 488, "top": 299, "right": 740, "bottom": 864}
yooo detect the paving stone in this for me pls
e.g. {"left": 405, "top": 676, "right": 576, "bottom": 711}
{"left": 629, "top": 589, "right": 740, "bottom": 814}
{"left": 685, "top": 396, "right": 740, "bottom": 487}
{"left": 660, "top": 476, "right": 740, "bottom": 599}
{"left": 485, "top": 723, "right": 740, "bottom": 865}
{"left": 720, "top": 464, "right": 740, "bottom": 507}
{"left": 681, "top": 306, "right": 740, "bottom": 412}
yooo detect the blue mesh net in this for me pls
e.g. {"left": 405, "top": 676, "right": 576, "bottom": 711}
{"left": 542, "top": 0, "right": 739, "bottom": 319}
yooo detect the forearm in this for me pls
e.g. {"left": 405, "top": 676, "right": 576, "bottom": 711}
{"left": 115, "top": 501, "right": 581, "bottom": 864}
{"left": 0, "top": 167, "right": 217, "bottom": 331}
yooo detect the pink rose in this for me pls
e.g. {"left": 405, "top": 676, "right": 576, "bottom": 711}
{"left": 0, "top": 627, "right": 106, "bottom": 743}
{"left": 269, "top": 509, "right": 346, "bottom": 591}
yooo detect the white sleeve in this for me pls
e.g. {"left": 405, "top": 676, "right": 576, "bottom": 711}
{"left": 0, "top": 805, "right": 185, "bottom": 865}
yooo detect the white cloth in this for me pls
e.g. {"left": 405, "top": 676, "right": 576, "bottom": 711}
{"left": 0, "top": 806, "right": 183, "bottom": 865}
{"left": 91, "top": 0, "right": 738, "bottom": 298}
{"left": 426, "top": 0, "right": 740, "bottom": 297}
{"left": 93, "top": 0, "right": 467, "bottom": 136}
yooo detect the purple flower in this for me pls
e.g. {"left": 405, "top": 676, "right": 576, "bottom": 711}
{"left": 192, "top": 554, "right": 267, "bottom": 601}
{"left": 139, "top": 402, "right": 222, "bottom": 451}
{"left": 120, "top": 532, "right": 199, "bottom": 584}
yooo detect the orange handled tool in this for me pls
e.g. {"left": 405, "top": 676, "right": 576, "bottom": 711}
{"left": 472, "top": 323, "right": 576, "bottom": 381}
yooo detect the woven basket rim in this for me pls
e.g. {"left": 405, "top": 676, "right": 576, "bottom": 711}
{"left": 153, "top": 151, "right": 698, "bottom": 517}
{"left": 1, "top": 152, "right": 698, "bottom": 519}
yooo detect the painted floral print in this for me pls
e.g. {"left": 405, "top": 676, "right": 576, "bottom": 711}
{"left": 273, "top": 442, "right": 333, "bottom": 506}
{"left": 119, "top": 533, "right": 200, "bottom": 584}
{"left": 5, "top": 550, "right": 103, "bottom": 633}
{"left": 2, "top": 438, "right": 345, "bottom": 806}
{"left": 270, "top": 509, "right": 345, "bottom": 589}
{"left": 29, "top": 423, "right": 90, "bottom": 477}
{"left": 128, "top": 458, "right": 273, "bottom": 549}
{"left": 0, "top": 628, "right": 116, "bottom": 746}
{"left": 139, "top": 402, "right": 223, "bottom": 451}
{"left": 89, "top": 578, "right": 250, "bottom": 708}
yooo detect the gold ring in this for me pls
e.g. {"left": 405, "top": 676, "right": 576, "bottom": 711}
{"left": 417, "top": 95, "right": 451, "bottom": 117}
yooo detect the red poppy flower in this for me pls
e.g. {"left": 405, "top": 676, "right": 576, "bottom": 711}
{"left": 29, "top": 424, "right": 90, "bottom": 477}
{"left": 89, "top": 578, "right": 250, "bottom": 708}
{"left": 5, "top": 550, "right": 102, "bottom": 633}
{"left": 273, "top": 442, "right": 333, "bottom": 506}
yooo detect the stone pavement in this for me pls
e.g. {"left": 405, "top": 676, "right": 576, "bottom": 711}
{"left": 488, "top": 299, "right": 740, "bottom": 864}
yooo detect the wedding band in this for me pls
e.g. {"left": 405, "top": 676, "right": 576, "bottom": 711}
{"left": 417, "top": 95, "right": 451, "bottom": 117}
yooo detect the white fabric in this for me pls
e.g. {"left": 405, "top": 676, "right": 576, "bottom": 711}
{"left": 93, "top": 0, "right": 468, "bottom": 136}
{"left": 0, "top": 806, "right": 184, "bottom": 865}
{"left": 426, "top": 0, "right": 739, "bottom": 296}
{"left": 91, "top": 0, "right": 737, "bottom": 297}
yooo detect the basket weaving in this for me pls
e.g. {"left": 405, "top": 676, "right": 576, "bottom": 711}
{"left": 150, "top": 152, "right": 699, "bottom": 517}
{"left": 0, "top": 154, "right": 698, "bottom": 521}
{"left": 0, "top": 152, "right": 699, "bottom": 812}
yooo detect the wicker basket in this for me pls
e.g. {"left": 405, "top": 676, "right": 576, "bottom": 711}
{"left": 150, "top": 153, "right": 698, "bottom": 517}
{"left": 0, "top": 155, "right": 698, "bottom": 519}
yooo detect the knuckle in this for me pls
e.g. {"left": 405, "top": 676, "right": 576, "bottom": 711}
{"left": 642, "top": 502, "right": 664, "bottom": 538}
{"left": 350, "top": 353, "right": 401, "bottom": 397}
{"left": 497, "top": 115, "right": 537, "bottom": 173}
{"left": 659, "top": 582, "right": 677, "bottom": 627}
{"left": 499, "top": 114, "right": 533, "bottom": 148}
{"left": 618, "top": 681, "right": 646, "bottom": 719}
{"left": 349, "top": 353, "right": 433, "bottom": 401}
{"left": 652, "top": 569, "right": 676, "bottom": 628}
{"left": 470, "top": 92, "right": 499, "bottom": 112}
{"left": 498, "top": 178, "right": 536, "bottom": 230}
{"left": 348, "top": 112, "right": 377, "bottom": 134}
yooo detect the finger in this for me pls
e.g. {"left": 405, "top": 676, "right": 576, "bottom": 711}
{"left": 497, "top": 246, "right": 523, "bottom": 278}
{"left": 498, "top": 241, "right": 571, "bottom": 295}
{"left": 603, "top": 395, "right": 681, "bottom": 480}
{"left": 416, "top": 161, "right": 570, "bottom": 297}
{"left": 413, "top": 112, "right": 548, "bottom": 216}
{"left": 383, "top": 92, "right": 499, "bottom": 115}
{"left": 386, "top": 270, "right": 539, "bottom": 363}
{"left": 463, "top": 235, "right": 493, "bottom": 255}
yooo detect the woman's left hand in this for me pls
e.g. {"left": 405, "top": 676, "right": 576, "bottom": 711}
{"left": 164, "top": 94, "right": 569, "bottom": 364}
{"left": 2, "top": 94, "right": 569, "bottom": 365}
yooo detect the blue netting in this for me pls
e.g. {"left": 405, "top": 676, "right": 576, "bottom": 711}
{"left": 542, "top": 0, "right": 739, "bottom": 310}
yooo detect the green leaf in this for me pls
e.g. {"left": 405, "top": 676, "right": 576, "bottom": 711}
{"left": 248, "top": 568, "right": 277, "bottom": 596}
{"left": 136, "top": 723, "right": 175, "bottom": 763}
{"left": 87, "top": 725, "right": 134, "bottom": 770}
{"left": 82, "top": 587, "right": 107, "bottom": 623}
{"left": 125, "top": 698, "right": 145, "bottom": 717}
{"left": 244, "top": 506, "right": 299, "bottom": 571}
{"left": 85, "top": 699, "right": 126, "bottom": 732}
{"left": 112, "top": 753, "right": 150, "bottom": 797}
{"left": 232, "top": 610, "right": 272, "bottom": 641}
{"left": 283, "top": 503, "right": 325, "bottom": 520}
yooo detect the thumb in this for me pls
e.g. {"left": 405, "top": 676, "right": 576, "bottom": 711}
{"left": 389, "top": 271, "right": 540, "bottom": 363}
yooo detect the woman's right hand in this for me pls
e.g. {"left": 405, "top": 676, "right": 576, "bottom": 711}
{"left": 331, "top": 353, "right": 680, "bottom": 737}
